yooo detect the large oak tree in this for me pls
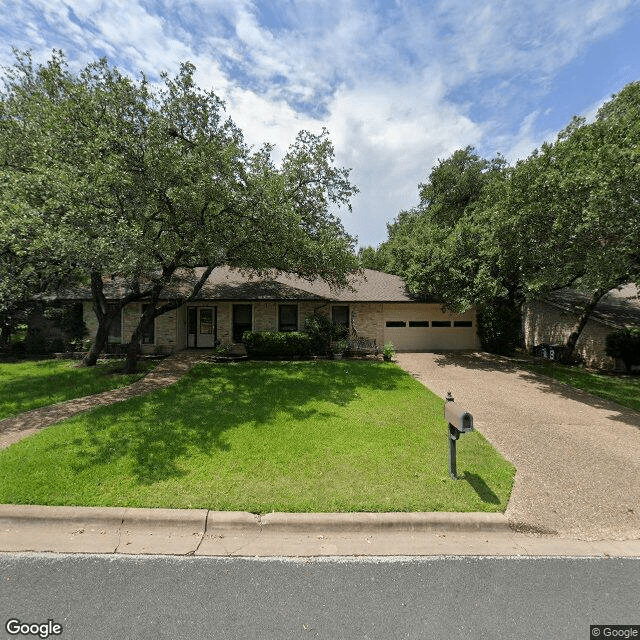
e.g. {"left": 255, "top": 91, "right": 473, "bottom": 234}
{"left": 1, "top": 51, "right": 358, "bottom": 370}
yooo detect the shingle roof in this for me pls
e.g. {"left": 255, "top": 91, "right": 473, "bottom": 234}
{"left": 48, "top": 267, "right": 419, "bottom": 303}
{"left": 545, "top": 284, "right": 640, "bottom": 329}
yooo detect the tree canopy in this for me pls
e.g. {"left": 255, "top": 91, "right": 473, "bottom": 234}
{"left": 0, "top": 51, "right": 359, "bottom": 368}
{"left": 375, "top": 82, "right": 640, "bottom": 357}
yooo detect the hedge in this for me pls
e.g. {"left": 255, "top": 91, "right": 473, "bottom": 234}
{"left": 243, "top": 331, "right": 313, "bottom": 358}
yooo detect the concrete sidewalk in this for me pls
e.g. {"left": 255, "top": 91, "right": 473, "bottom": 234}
{"left": 395, "top": 352, "right": 640, "bottom": 541}
{"left": 1, "top": 504, "right": 639, "bottom": 557}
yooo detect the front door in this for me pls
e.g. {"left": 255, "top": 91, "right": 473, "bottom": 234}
{"left": 232, "top": 304, "right": 252, "bottom": 343}
{"left": 187, "top": 306, "right": 217, "bottom": 348}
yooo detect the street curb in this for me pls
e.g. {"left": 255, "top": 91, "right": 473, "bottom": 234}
{"left": 258, "top": 511, "right": 510, "bottom": 533}
{"left": 0, "top": 504, "right": 509, "bottom": 537}
{"left": 0, "top": 504, "right": 126, "bottom": 528}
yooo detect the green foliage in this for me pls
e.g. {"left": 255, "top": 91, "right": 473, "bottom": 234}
{"left": 379, "top": 82, "right": 640, "bottom": 359}
{"left": 302, "top": 314, "right": 348, "bottom": 355}
{"left": 476, "top": 302, "right": 522, "bottom": 356}
{"left": 605, "top": 328, "right": 640, "bottom": 372}
{"left": 523, "top": 360, "right": 640, "bottom": 412}
{"left": 0, "top": 51, "right": 359, "bottom": 367}
{"left": 0, "top": 359, "right": 156, "bottom": 420}
{"left": 382, "top": 341, "right": 395, "bottom": 359}
{"left": 0, "top": 361, "right": 515, "bottom": 512}
{"left": 357, "top": 244, "right": 392, "bottom": 272}
{"left": 243, "top": 331, "right": 312, "bottom": 358}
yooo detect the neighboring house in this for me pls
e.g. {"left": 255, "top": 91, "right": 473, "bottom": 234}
{"left": 523, "top": 284, "right": 640, "bottom": 369}
{"left": 70, "top": 267, "right": 479, "bottom": 354}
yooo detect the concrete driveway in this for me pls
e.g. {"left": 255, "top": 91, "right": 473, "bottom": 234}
{"left": 395, "top": 352, "right": 640, "bottom": 541}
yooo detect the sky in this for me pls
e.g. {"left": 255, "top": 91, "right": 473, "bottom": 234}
{"left": 1, "top": 0, "right": 640, "bottom": 248}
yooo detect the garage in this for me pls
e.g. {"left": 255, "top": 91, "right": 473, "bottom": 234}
{"left": 382, "top": 303, "right": 479, "bottom": 352}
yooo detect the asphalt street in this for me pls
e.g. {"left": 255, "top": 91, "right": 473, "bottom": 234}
{"left": 1, "top": 553, "right": 639, "bottom": 640}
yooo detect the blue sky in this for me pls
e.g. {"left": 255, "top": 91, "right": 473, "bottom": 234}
{"left": 1, "top": 0, "right": 639, "bottom": 248}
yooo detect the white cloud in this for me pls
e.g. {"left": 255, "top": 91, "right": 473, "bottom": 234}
{"left": 1, "top": 0, "right": 638, "bottom": 247}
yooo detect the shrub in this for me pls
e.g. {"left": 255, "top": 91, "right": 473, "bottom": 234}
{"left": 243, "top": 331, "right": 312, "bottom": 358}
{"left": 476, "top": 301, "right": 522, "bottom": 356}
{"left": 605, "top": 328, "right": 640, "bottom": 371}
{"left": 303, "top": 315, "right": 348, "bottom": 356}
{"left": 382, "top": 341, "right": 395, "bottom": 360}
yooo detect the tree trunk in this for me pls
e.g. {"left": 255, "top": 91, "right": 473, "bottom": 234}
{"left": 123, "top": 298, "right": 159, "bottom": 374}
{"left": 560, "top": 288, "right": 607, "bottom": 364}
{"left": 124, "top": 328, "right": 142, "bottom": 374}
{"left": 81, "top": 320, "right": 111, "bottom": 367}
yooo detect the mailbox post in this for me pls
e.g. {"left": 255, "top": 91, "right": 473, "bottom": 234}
{"left": 444, "top": 392, "right": 473, "bottom": 479}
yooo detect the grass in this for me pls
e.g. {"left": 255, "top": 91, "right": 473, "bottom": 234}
{"left": 0, "top": 360, "right": 515, "bottom": 513}
{"left": 0, "top": 358, "right": 159, "bottom": 420}
{"left": 522, "top": 360, "right": 640, "bottom": 413}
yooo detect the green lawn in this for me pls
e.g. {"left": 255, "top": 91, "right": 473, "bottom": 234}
{"left": 0, "top": 358, "right": 158, "bottom": 420}
{"left": 0, "top": 360, "right": 515, "bottom": 513}
{"left": 523, "top": 360, "right": 640, "bottom": 412}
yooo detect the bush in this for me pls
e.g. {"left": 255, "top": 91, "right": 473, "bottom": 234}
{"left": 23, "top": 333, "right": 48, "bottom": 354}
{"left": 303, "top": 315, "right": 348, "bottom": 356}
{"left": 243, "top": 331, "right": 312, "bottom": 358}
{"left": 477, "top": 300, "right": 522, "bottom": 356}
{"left": 605, "top": 328, "right": 640, "bottom": 371}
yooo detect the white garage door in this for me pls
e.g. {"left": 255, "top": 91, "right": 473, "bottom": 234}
{"left": 383, "top": 304, "right": 478, "bottom": 352}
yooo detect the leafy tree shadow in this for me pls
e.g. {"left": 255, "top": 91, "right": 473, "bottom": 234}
{"left": 69, "top": 360, "right": 408, "bottom": 485}
{"left": 432, "top": 352, "right": 640, "bottom": 431}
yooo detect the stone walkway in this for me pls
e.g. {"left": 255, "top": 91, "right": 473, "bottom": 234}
{"left": 0, "top": 351, "right": 212, "bottom": 450}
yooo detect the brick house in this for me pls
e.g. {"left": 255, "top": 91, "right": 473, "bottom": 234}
{"left": 79, "top": 267, "right": 480, "bottom": 353}
{"left": 523, "top": 284, "right": 640, "bottom": 369}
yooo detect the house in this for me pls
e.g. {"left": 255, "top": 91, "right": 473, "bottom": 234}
{"left": 76, "top": 267, "right": 480, "bottom": 353}
{"left": 523, "top": 283, "right": 640, "bottom": 369}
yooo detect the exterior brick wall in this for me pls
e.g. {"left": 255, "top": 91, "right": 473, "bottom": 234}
{"left": 84, "top": 298, "right": 475, "bottom": 355}
{"left": 350, "top": 303, "right": 384, "bottom": 345}
{"left": 523, "top": 301, "right": 618, "bottom": 369}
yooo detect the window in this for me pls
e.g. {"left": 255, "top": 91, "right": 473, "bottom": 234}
{"left": 431, "top": 321, "right": 451, "bottom": 328}
{"left": 107, "top": 304, "right": 122, "bottom": 342}
{"left": 454, "top": 320, "right": 473, "bottom": 327}
{"left": 409, "top": 321, "right": 429, "bottom": 327}
{"left": 386, "top": 320, "right": 406, "bottom": 328}
{"left": 233, "top": 304, "right": 252, "bottom": 342}
{"left": 200, "top": 308, "right": 214, "bottom": 334}
{"left": 332, "top": 305, "right": 349, "bottom": 328}
{"left": 279, "top": 304, "right": 298, "bottom": 332}
{"left": 141, "top": 304, "right": 155, "bottom": 344}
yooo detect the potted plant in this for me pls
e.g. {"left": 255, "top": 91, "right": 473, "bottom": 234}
{"left": 331, "top": 340, "right": 347, "bottom": 359}
{"left": 382, "top": 341, "right": 395, "bottom": 361}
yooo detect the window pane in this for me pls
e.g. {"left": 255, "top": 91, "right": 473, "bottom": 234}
{"left": 200, "top": 308, "right": 213, "bottom": 334}
{"left": 279, "top": 305, "right": 298, "bottom": 332}
{"left": 107, "top": 304, "right": 121, "bottom": 339}
{"left": 431, "top": 321, "right": 451, "bottom": 327}
{"left": 409, "top": 321, "right": 429, "bottom": 327}
{"left": 453, "top": 320, "right": 473, "bottom": 327}
{"left": 233, "top": 305, "right": 252, "bottom": 342}
{"left": 332, "top": 306, "right": 349, "bottom": 326}
{"left": 385, "top": 320, "right": 406, "bottom": 328}
{"left": 233, "top": 304, "right": 252, "bottom": 324}
{"left": 141, "top": 304, "right": 155, "bottom": 344}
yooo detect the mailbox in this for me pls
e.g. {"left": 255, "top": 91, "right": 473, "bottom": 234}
{"left": 444, "top": 402, "right": 473, "bottom": 434}
{"left": 444, "top": 392, "right": 474, "bottom": 479}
